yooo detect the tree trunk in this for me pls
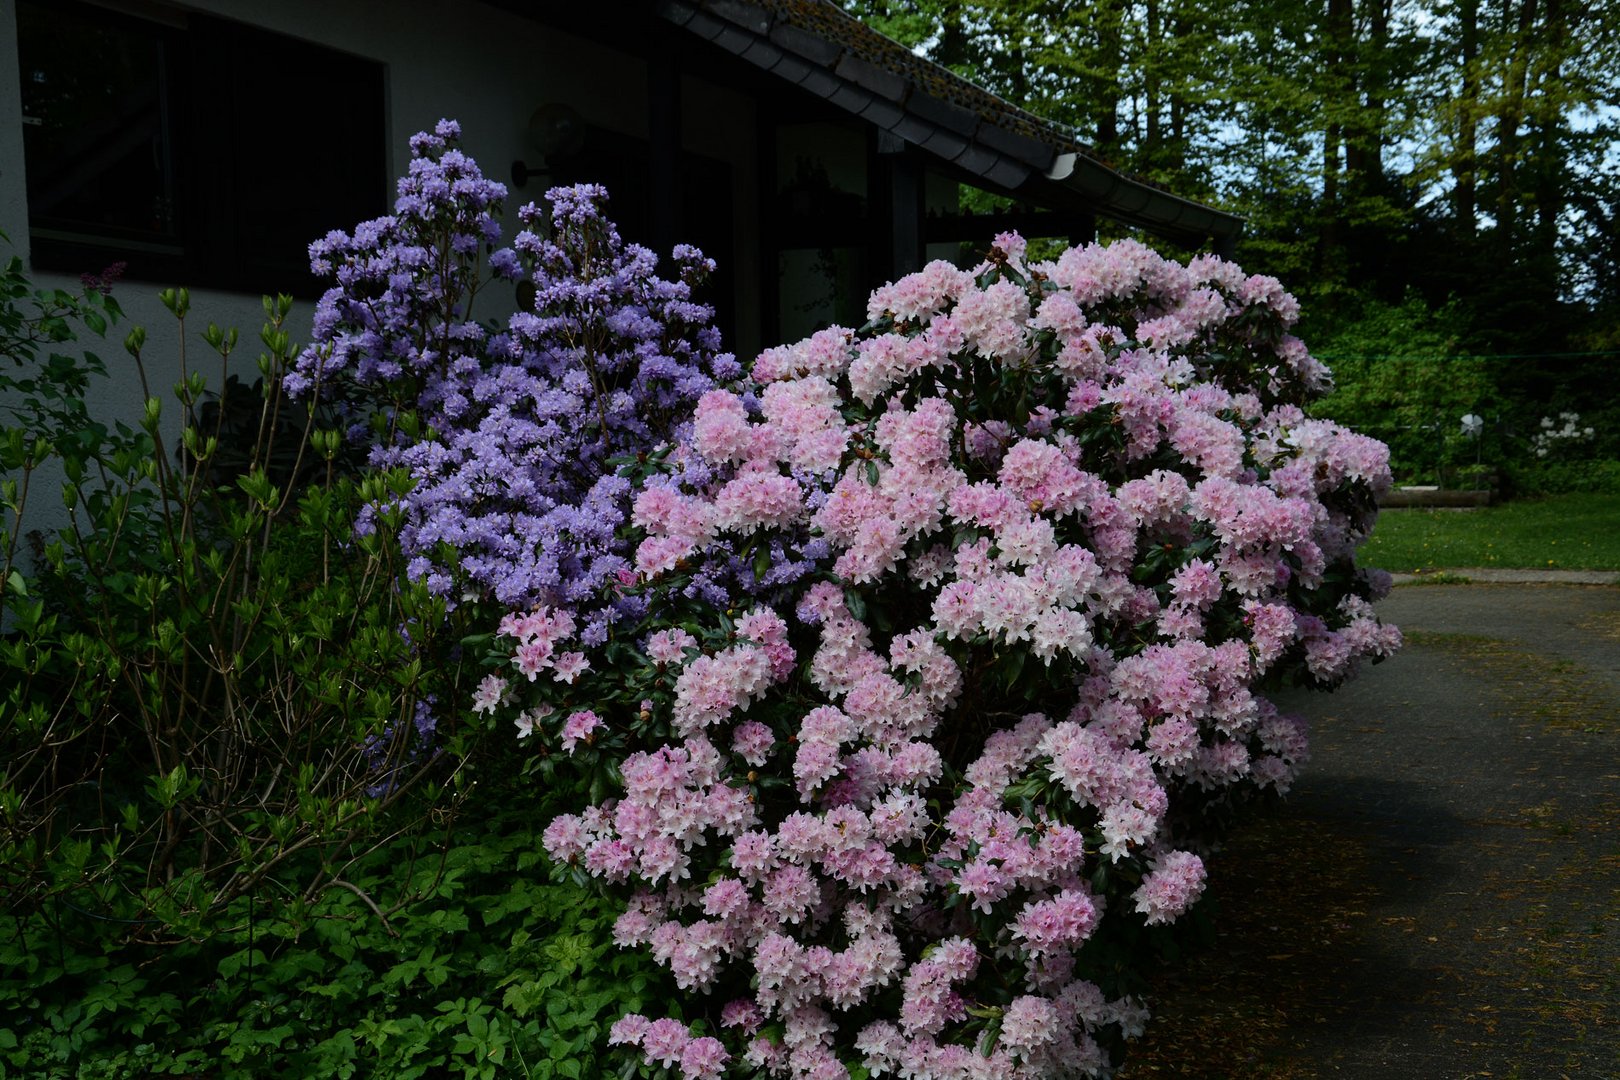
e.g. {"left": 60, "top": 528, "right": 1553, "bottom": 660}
{"left": 1320, "top": 0, "right": 1354, "bottom": 274}
{"left": 1494, "top": 0, "right": 1541, "bottom": 256}
{"left": 1145, "top": 0, "right": 1161, "bottom": 162}
{"left": 1455, "top": 0, "right": 1479, "bottom": 233}
{"left": 1345, "top": 0, "right": 1390, "bottom": 193}
{"left": 1094, "top": 0, "right": 1125, "bottom": 157}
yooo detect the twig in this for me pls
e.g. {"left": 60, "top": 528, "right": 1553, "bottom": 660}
{"left": 329, "top": 877, "right": 398, "bottom": 938}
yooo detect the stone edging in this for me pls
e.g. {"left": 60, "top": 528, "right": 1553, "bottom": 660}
{"left": 1391, "top": 568, "right": 1620, "bottom": 586}
{"left": 1378, "top": 489, "right": 1493, "bottom": 508}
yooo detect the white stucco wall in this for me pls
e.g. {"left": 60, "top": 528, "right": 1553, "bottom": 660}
{"left": 0, "top": 0, "right": 757, "bottom": 565}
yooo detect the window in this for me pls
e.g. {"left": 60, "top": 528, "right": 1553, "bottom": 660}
{"left": 17, "top": 0, "right": 386, "bottom": 295}
{"left": 770, "top": 120, "right": 871, "bottom": 339}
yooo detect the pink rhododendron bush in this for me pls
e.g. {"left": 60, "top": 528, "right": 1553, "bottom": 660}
{"left": 488, "top": 234, "right": 1400, "bottom": 1079}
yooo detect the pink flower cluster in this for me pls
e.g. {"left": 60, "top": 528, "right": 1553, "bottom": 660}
{"left": 610, "top": 1014, "right": 730, "bottom": 1079}
{"left": 495, "top": 235, "right": 1399, "bottom": 1078}
{"left": 498, "top": 605, "right": 589, "bottom": 684}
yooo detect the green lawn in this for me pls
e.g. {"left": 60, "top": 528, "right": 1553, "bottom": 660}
{"left": 1362, "top": 493, "right": 1620, "bottom": 572}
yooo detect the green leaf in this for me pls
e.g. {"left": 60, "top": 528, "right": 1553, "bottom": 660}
{"left": 843, "top": 588, "right": 866, "bottom": 622}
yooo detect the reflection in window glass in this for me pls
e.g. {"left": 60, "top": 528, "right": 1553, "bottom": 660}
{"left": 778, "top": 247, "right": 867, "bottom": 343}
{"left": 775, "top": 122, "right": 866, "bottom": 222}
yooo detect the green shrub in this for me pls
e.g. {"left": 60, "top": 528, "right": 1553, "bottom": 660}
{"left": 1507, "top": 457, "right": 1620, "bottom": 496}
{"left": 1309, "top": 293, "right": 1497, "bottom": 485}
{"left": 0, "top": 246, "right": 535, "bottom": 1071}
{"left": 0, "top": 804, "right": 666, "bottom": 1078}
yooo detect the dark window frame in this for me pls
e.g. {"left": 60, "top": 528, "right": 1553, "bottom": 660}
{"left": 17, "top": 0, "right": 387, "bottom": 296}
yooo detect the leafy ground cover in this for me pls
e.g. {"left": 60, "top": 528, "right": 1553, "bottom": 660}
{"left": 1361, "top": 494, "right": 1620, "bottom": 572}
{"left": 0, "top": 796, "right": 668, "bottom": 1079}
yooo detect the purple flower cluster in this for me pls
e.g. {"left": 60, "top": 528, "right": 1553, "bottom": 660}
{"left": 287, "top": 122, "right": 739, "bottom": 637}
{"left": 489, "top": 230, "right": 1400, "bottom": 1078}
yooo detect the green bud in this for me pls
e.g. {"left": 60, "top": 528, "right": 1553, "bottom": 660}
{"left": 181, "top": 427, "right": 213, "bottom": 460}
{"left": 123, "top": 325, "right": 147, "bottom": 357}
{"left": 159, "top": 287, "right": 190, "bottom": 318}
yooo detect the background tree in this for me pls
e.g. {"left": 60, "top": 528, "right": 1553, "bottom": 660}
{"left": 842, "top": 0, "right": 1620, "bottom": 485}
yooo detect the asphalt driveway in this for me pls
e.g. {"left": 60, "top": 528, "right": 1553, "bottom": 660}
{"left": 1121, "top": 583, "right": 1620, "bottom": 1080}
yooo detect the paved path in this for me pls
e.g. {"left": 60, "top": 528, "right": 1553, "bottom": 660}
{"left": 1121, "top": 583, "right": 1620, "bottom": 1080}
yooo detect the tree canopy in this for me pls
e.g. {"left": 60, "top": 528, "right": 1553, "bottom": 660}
{"left": 843, "top": 0, "right": 1620, "bottom": 357}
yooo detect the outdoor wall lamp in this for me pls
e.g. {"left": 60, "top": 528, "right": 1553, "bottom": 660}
{"left": 511, "top": 102, "right": 585, "bottom": 188}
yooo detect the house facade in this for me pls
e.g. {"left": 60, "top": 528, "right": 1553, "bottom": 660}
{"left": 2, "top": 0, "right": 1240, "bottom": 489}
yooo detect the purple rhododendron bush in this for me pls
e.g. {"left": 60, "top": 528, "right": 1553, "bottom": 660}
{"left": 287, "top": 121, "right": 746, "bottom": 644}
{"left": 301, "top": 125, "right": 1400, "bottom": 1080}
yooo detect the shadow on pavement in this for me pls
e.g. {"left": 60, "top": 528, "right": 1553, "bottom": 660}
{"left": 1121, "top": 585, "right": 1620, "bottom": 1080}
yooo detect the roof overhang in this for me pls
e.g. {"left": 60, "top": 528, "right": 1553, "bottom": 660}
{"left": 658, "top": 0, "right": 1243, "bottom": 251}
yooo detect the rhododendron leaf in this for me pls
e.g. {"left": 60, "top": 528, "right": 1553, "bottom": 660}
{"left": 1000, "top": 647, "right": 1027, "bottom": 689}
{"left": 843, "top": 588, "right": 866, "bottom": 621}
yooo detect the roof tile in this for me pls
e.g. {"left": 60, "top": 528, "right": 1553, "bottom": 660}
{"left": 906, "top": 91, "right": 979, "bottom": 138}
{"left": 767, "top": 19, "right": 842, "bottom": 65}
{"left": 738, "top": 36, "right": 782, "bottom": 66}
{"left": 917, "top": 126, "right": 969, "bottom": 161}
{"left": 791, "top": 65, "right": 844, "bottom": 100}
{"left": 834, "top": 51, "right": 906, "bottom": 101}
{"left": 765, "top": 50, "right": 815, "bottom": 83}
{"left": 826, "top": 82, "right": 875, "bottom": 115}
{"left": 976, "top": 122, "right": 1058, "bottom": 171}
{"left": 888, "top": 114, "right": 934, "bottom": 147}
{"left": 705, "top": 0, "right": 771, "bottom": 34}
{"left": 982, "top": 157, "right": 1032, "bottom": 190}
{"left": 856, "top": 96, "right": 905, "bottom": 129}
